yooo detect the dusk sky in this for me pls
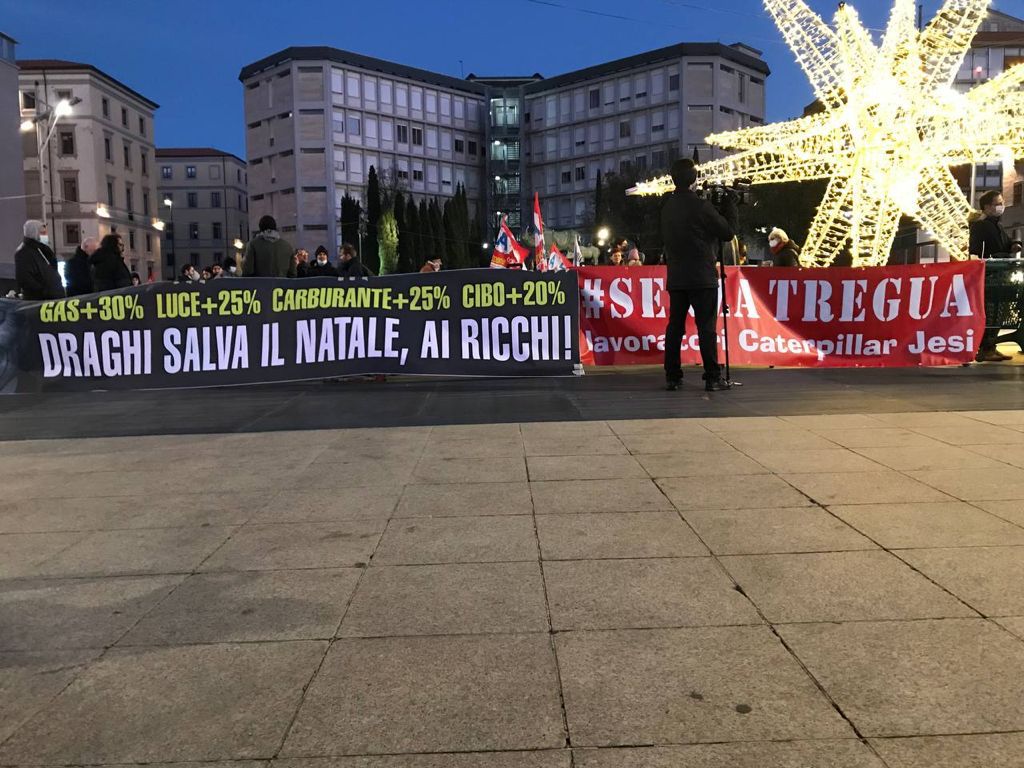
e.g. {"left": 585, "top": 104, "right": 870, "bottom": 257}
{"left": 5, "top": 0, "right": 1024, "bottom": 158}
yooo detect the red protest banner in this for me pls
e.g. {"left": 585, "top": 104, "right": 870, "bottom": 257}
{"left": 578, "top": 262, "right": 986, "bottom": 367}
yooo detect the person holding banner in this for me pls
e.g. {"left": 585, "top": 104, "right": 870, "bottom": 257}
{"left": 661, "top": 159, "right": 737, "bottom": 392}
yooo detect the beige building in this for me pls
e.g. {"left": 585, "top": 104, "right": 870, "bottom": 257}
{"left": 0, "top": 33, "right": 25, "bottom": 283}
{"left": 156, "top": 148, "right": 249, "bottom": 279}
{"left": 18, "top": 59, "right": 162, "bottom": 279}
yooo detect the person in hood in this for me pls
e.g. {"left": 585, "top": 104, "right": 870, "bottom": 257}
{"left": 223, "top": 256, "right": 239, "bottom": 276}
{"left": 90, "top": 233, "right": 132, "bottom": 291}
{"left": 337, "top": 243, "right": 372, "bottom": 279}
{"left": 65, "top": 237, "right": 98, "bottom": 296}
{"left": 971, "top": 191, "right": 1021, "bottom": 361}
{"left": 15, "top": 220, "right": 64, "bottom": 300}
{"left": 243, "top": 215, "right": 296, "bottom": 277}
{"left": 307, "top": 246, "right": 338, "bottom": 277}
{"left": 767, "top": 227, "right": 801, "bottom": 267}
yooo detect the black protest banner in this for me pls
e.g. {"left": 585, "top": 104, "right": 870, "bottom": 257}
{"left": 0, "top": 270, "right": 580, "bottom": 392}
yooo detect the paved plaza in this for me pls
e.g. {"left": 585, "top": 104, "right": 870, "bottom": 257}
{"left": 2, "top": 375, "right": 1024, "bottom": 766}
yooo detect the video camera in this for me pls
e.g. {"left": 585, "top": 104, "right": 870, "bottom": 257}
{"left": 699, "top": 180, "right": 752, "bottom": 208}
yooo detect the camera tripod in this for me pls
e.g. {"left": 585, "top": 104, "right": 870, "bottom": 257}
{"left": 716, "top": 239, "right": 742, "bottom": 389}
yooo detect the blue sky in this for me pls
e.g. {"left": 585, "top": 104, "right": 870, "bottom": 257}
{"left": 5, "top": 0, "right": 1023, "bottom": 158}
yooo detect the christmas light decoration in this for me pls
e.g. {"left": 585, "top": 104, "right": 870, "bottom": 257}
{"left": 628, "top": 0, "right": 1024, "bottom": 267}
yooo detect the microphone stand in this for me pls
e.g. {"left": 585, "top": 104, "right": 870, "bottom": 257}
{"left": 717, "top": 239, "right": 741, "bottom": 388}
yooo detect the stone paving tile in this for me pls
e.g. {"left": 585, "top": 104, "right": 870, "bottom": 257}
{"left": 910, "top": 423, "right": 1024, "bottom": 445}
{"left": 610, "top": 418, "right": 719, "bottom": 435}
{"left": 616, "top": 432, "right": 734, "bottom": 454}
{"left": 721, "top": 551, "right": 975, "bottom": 623}
{"left": 809, "top": 428, "right": 947, "bottom": 449}
{"left": 536, "top": 511, "right": 707, "bottom": 559}
{"left": 658, "top": 475, "right": 812, "bottom": 510}
{"left": 429, "top": 423, "right": 524, "bottom": 440}
{"left": 682, "top": 506, "right": 876, "bottom": 555}
{"left": 531, "top": 479, "right": 672, "bottom": 514}
{"left": 995, "top": 616, "right": 1024, "bottom": 639}
{"left": 200, "top": 521, "right": 384, "bottom": 571}
{"left": 868, "top": 412, "right": 985, "bottom": 428}
{"left": 778, "top": 414, "right": 889, "bottom": 430}
{"left": 830, "top": 502, "right": 1024, "bottom": 548}
{"left": 274, "top": 753, "right": 570, "bottom": 767}
{"left": 544, "top": 558, "right": 760, "bottom": 630}
{"left": 634, "top": 451, "right": 768, "bottom": 477}
{"left": 721, "top": 430, "right": 840, "bottom": 453}
{"left": 0, "top": 575, "right": 183, "bottom": 651}
{"left": 0, "top": 650, "right": 100, "bottom": 742}
{"left": 0, "top": 531, "right": 86, "bottom": 578}
{"left": 959, "top": 409, "right": 1024, "bottom": 425}
{"left": 870, "top": 733, "right": 1024, "bottom": 768}
{"left": 520, "top": 420, "right": 615, "bottom": 439}
{"left": 281, "top": 634, "right": 564, "bottom": 755}
{"left": 741, "top": 448, "right": 885, "bottom": 474}
{"left": 906, "top": 467, "right": 1024, "bottom": 501}
{"left": 527, "top": 455, "right": 647, "bottom": 482}
{"left": 524, "top": 436, "right": 627, "bottom": 457}
{"left": 964, "top": 442, "right": 1024, "bottom": 469}
{"left": 254, "top": 488, "right": 403, "bottom": 523}
{"left": 395, "top": 482, "right": 533, "bottom": 517}
{"left": 782, "top": 471, "right": 952, "bottom": 506}
{"left": 414, "top": 456, "right": 527, "bottom": 484}
{"left": 779, "top": 619, "right": 1024, "bottom": 737}
{"left": 30, "top": 526, "right": 236, "bottom": 578}
{"left": 572, "top": 740, "right": 885, "bottom": 767}
{"left": 373, "top": 516, "right": 538, "bottom": 564}
{"left": 119, "top": 569, "right": 361, "bottom": 645}
{"left": 423, "top": 437, "right": 525, "bottom": 459}
{"left": 339, "top": 563, "right": 548, "bottom": 637}
{"left": 851, "top": 444, "right": 1005, "bottom": 471}
{"left": 556, "top": 626, "right": 851, "bottom": 746}
{"left": 695, "top": 416, "right": 802, "bottom": 432}
{"left": 898, "top": 546, "right": 1024, "bottom": 616}
{"left": 0, "top": 641, "right": 327, "bottom": 764}
{"left": 290, "top": 459, "right": 414, "bottom": 488}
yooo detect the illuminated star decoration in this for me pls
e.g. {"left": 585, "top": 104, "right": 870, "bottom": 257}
{"left": 628, "top": 0, "right": 1024, "bottom": 267}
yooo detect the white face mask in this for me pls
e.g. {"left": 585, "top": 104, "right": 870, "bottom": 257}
{"left": 228, "top": 265, "right": 236, "bottom": 273}
{"left": 993, "top": 205, "right": 1006, "bottom": 216}
{"left": 317, "top": 258, "right": 328, "bottom": 265}
{"left": 769, "top": 238, "right": 780, "bottom": 248}
{"left": 38, "top": 234, "right": 49, "bottom": 246}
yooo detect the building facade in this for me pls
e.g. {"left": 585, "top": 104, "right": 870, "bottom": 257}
{"left": 239, "top": 43, "right": 769, "bottom": 252}
{"left": 0, "top": 33, "right": 25, "bottom": 283}
{"left": 156, "top": 148, "right": 248, "bottom": 279}
{"left": 18, "top": 60, "right": 162, "bottom": 278}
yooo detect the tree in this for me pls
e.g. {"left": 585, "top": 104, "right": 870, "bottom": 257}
{"left": 378, "top": 210, "right": 399, "bottom": 274}
{"left": 469, "top": 215, "right": 484, "bottom": 267}
{"left": 364, "top": 166, "right": 381, "bottom": 274}
{"left": 428, "top": 199, "right": 445, "bottom": 262}
{"left": 403, "top": 197, "right": 420, "bottom": 273}
{"left": 418, "top": 199, "right": 430, "bottom": 262}
{"left": 393, "top": 191, "right": 410, "bottom": 273}
{"left": 340, "top": 195, "right": 362, "bottom": 250}
{"left": 443, "top": 198, "right": 459, "bottom": 266}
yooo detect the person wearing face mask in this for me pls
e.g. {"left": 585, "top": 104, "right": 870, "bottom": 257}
{"left": 15, "top": 220, "right": 65, "bottom": 300}
{"left": 178, "top": 264, "right": 202, "bottom": 284}
{"left": 970, "top": 191, "right": 1021, "bottom": 362}
{"left": 222, "top": 256, "right": 239, "bottom": 277}
{"left": 308, "top": 246, "right": 338, "bottom": 277}
{"left": 766, "top": 227, "right": 801, "bottom": 267}
{"left": 90, "top": 233, "right": 133, "bottom": 291}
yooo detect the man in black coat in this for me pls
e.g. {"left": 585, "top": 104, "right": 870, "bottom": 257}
{"left": 15, "top": 220, "right": 65, "bottom": 300}
{"left": 307, "top": 246, "right": 338, "bottom": 278}
{"left": 337, "top": 243, "right": 373, "bottom": 279}
{"left": 971, "top": 190, "right": 1021, "bottom": 361}
{"left": 90, "top": 233, "right": 132, "bottom": 292}
{"left": 65, "top": 237, "right": 99, "bottom": 296}
{"left": 661, "top": 159, "right": 738, "bottom": 392}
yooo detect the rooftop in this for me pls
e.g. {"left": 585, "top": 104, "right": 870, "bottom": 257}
{"left": 17, "top": 59, "right": 159, "bottom": 109}
{"left": 156, "top": 147, "right": 246, "bottom": 164}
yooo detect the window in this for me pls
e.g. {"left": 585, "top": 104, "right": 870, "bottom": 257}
{"left": 142, "top": 191, "right": 150, "bottom": 215}
{"left": 212, "top": 222, "right": 222, "bottom": 240}
{"left": 619, "top": 121, "right": 631, "bottom": 138}
{"left": 575, "top": 166, "right": 586, "bottom": 181}
{"left": 189, "top": 223, "right": 199, "bottom": 240}
{"left": 426, "top": 127, "right": 438, "bottom": 149}
{"left": 161, "top": 165, "right": 172, "bottom": 179}
{"left": 619, "top": 159, "right": 632, "bottom": 175}
{"left": 211, "top": 191, "right": 221, "bottom": 208}
{"left": 123, "top": 141, "right": 132, "bottom": 169}
{"left": 121, "top": 107, "right": 128, "bottom": 127}
{"left": 468, "top": 140, "right": 477, "bottom": 155}
{"left": 589, "top": 88, "right": 600, "bottom": 109}
{"left": 396, "top": 124, "right": 409, "bottom": 143}
{"left": 186, "top": 165, "right": 196, "bottom": 178}
{"left": 652, "top": 149, "right": 667, "bottom": 169}
{"left": 738, "top": 74, "right": 746, "bottom": 103}
{"left": 187, "top": 192, "right": 198, "bottom": 208}
{"left": 412, "top": 127, "right": 423, "bottom": 146}
{"left": 125, "top": 183, "right": 134, "bottom": 213}
{"left": 129, "top": 230, "right": 136, "bottom": 250}
{"left": 59, "top": 129, "right": 75, "bottom": 156}
{"left": 101, "top": 97, "right": 109, "bottom": 118}
{"left": 454, "top": 138, "right": 464, "bottom": 153}
{"left": 146, "top": 234, "right": 152, "bottom": 252}
{"left": 107, "top": 180, "right": 115, "bottom": 206}
{"left": 140, "top": 150, "right": 148, "bottom": 175}
{"left": 138, "top": 116, "right": 146, "bottom": 136}
{"left": 165, "top": 252, "right": 174, "bottom": 267}
{"left": 61, "top": 176, "right": 78, "bottom": 202}
{"left": 381, "top": 81, "right": 392, "bottom": 104}
{"left": 561, "top": 170, "right": 571, "bottom": 185}
{"left": 55, "top": 89, "right": 72, "bottom": 102}
{"left": 65, "top": 223, "right": 80, "bottom": 246}
{"left": 669, "top": 74, "right": 680, "bottom": 91}
{"left": 413, "top": 169, "right": 424, "bottom": 181}
{"left": 635, "top": 155, "right": 647, "bottom": 173}
{"left": 104, "top": 136, "right": 112, "bottom": 162}
{"left": 347, "top": 115, "right": 361, "bottom": 135}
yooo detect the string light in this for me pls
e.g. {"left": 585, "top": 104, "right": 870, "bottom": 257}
{"left": 628, "top": 0, "right": 1024, "bottom": 267}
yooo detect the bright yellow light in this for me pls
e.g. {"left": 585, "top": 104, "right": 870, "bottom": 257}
{"left": 627, "top": 0, "right": 1024, "bottom": 267}
{"left": 153, "top": 220, "right": 165, "bottom": 231}
{"left": 54, "top": 99, "right": 73, "bottom": 118}
{"left": 96, "top": 205, "right": 111, "bottom": 219}
{"left": 19, "top": 119, "right": 34, "bottom": 133}
{"left": 233, "top": 238, "right": 244, "bottom": 250}
{"left": 597, "top": 227, "right": 610, "bottom": 241}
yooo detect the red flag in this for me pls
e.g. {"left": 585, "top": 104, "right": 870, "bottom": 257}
{"left": 490, "top": 217, "right": 529, "bottom": 269}
{"left": 548, "top": 243, "right": 574, "bottom": 271}
{"left": 533, "top": 192, "right": 545, "bottom": 270}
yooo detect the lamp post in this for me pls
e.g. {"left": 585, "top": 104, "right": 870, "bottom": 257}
{"left": 163, "top": 196, "right": 175, "bottom": 278}
{"left": 20, "top": 96, "right": 80, "bottom": 237}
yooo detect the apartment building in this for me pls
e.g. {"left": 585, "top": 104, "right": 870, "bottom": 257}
{"left": 156, "top": 148, "right": 249, "bottom": 279}
{"left": 18, "top": 59, "right": 162, "bottom": 279}
{"left": 0, "top": 33, "right": 25, "bottom": 283}
{"left": 240, "top": 42, "right": 769, "bottom": 250}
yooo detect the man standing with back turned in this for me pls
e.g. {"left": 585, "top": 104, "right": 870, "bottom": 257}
{"left": 661, "top": 159, "right": 738, "bottom": 392}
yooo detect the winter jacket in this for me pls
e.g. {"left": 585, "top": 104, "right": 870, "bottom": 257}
{"left": 15, "top": 238, "right": 65, "bottom": 300}
{"left": 243, "top": 230, "right": 296, "bottom": 277}
{"left": 306, "top": 261, "right": 338, "bottom": 278}
{"left": 771, "top": 240, "right": 802, "bottom": 268}
{"left": 661, "top": 189, "right": 737, "bottom": 290}
{"left": 970, "top": 216, "right": 1015, "bottom": 258}
{"left": 65, "top": 246, "right": 95, "bottom": 296}
{"left": 90, "top": 244, "right": 132, "bottom": 291}
{"left": 337, "top": 257, "right": 372, "bottom": 279}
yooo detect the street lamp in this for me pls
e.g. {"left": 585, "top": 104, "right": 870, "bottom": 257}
{"left": 596, "top": 226, "right": 610, "bottom": 241}
{"left": 162, "top": 196, "right": 176, "bottom": 277}
{"left": 233, "top": 238, "right": 244, "bottom": 251}
{"left": 21, "top": 96, "right": 81, "bottom": 236}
